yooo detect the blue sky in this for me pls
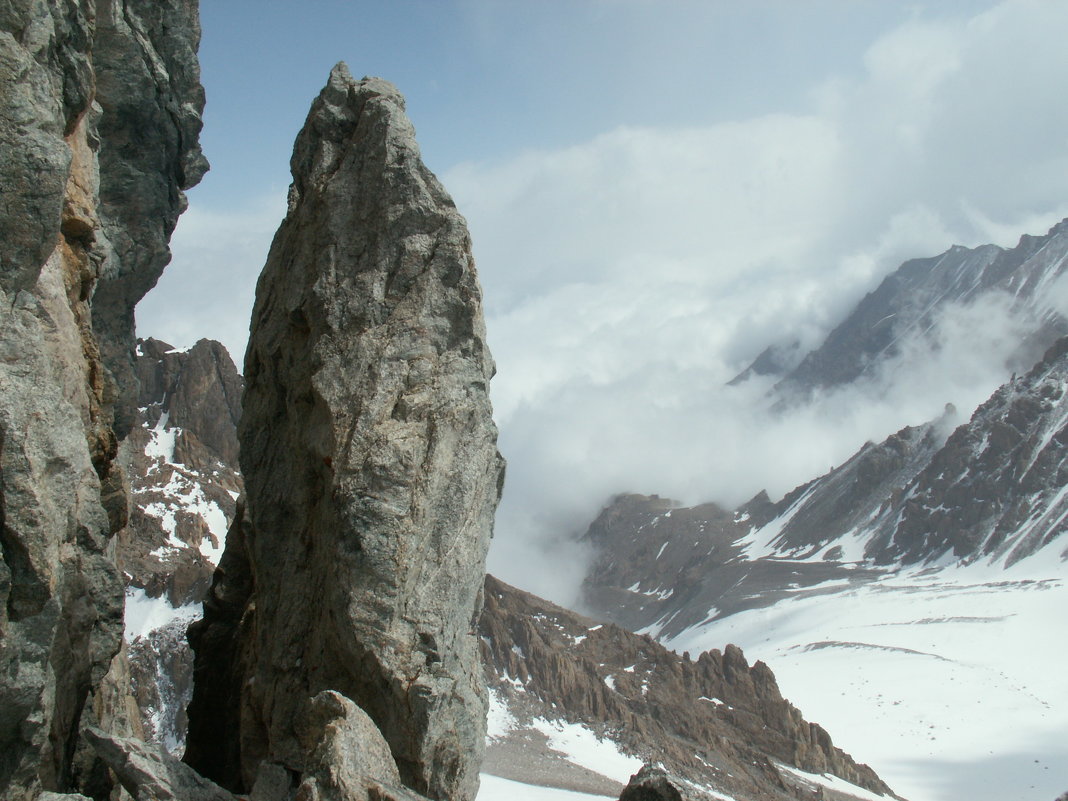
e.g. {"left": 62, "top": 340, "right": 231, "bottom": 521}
{"left": 141, "top": 0, "right": 1068, "bottom": 601}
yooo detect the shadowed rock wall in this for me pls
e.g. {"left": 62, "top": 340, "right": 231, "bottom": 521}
{"left": 0, "top": 1, "right": 205, "bottom": 797}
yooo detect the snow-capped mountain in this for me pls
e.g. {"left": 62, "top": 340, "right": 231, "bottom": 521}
{"left": 735, "top": 218, "right": 1068, "bottom": 402}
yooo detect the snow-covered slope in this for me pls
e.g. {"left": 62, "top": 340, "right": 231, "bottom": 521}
{"left": 664, "top": 549, "right": 1068, "bottom": 801}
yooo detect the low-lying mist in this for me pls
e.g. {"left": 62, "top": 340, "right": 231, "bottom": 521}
{"left": 484, "top": 289, "right": 1056, "bottom": 607}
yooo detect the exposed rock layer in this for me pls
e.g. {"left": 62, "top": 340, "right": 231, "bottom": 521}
{"left": 186, "top": 64, "right": 504, "bottom": 801}
{"left": 0, "top": 1, "right": 205, "bottom": 797}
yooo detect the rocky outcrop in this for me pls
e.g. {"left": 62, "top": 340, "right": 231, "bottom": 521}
{"left": 0, "top": 1, "right": 205, "bottom": 798}
{"left": 618, "top": 766, "right": 689, "bottom": 801}
{"left": 134, "top": 338, "right": 243, "bottom": 468}
{"left": 186, "top": 64, "right": 504, "bottom": 801}
{"left": 85, "top": 727, "right": 234, "bottom": 801}
{"left": 482, "top": 576, "right": 895, "bottom": 801}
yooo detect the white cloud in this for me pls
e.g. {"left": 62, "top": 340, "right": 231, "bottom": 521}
{"left": 136, "top": 191, "right": 287, "bottom": 365}
{"left": 453, "top": 0, "right": 1068, "bottom": 601}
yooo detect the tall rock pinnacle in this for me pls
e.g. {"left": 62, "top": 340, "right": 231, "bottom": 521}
{"left": 186, "top": 64, "right": 505, "bottom": 801}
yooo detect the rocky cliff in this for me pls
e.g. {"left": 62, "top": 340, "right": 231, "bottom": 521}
{"left": 481, "top": 576, "right": 896, "bottom": 801}
{"left": 184, "top": 64, "right": 504, "bottom": 801}
{"left": 0, "top": 1, "right": 205, "bottom": 797}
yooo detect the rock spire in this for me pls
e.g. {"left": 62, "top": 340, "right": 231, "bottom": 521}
{"left": 186, "top": 64, "right": 504, "bottom": 801}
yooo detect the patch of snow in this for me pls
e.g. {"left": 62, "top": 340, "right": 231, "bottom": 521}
{"left": 656, "top": 542, "right": 669, "bottom": 560}
{"left": 144, "top": 413, "right": 178, "bottom": 465}
{"left": 738, "top": 486, "right": 817, "bottom": 559}
{"left": 529, "top": 718, "right": 643, "bottom": 783}
{"left": 124, "top": 587, "right": 200, "bottom": 642}
{"left": 486, "top": 688, "right": 517, "bottom": 740}
{"left": 776, "top": 763, "right": 891, "bottom": 801}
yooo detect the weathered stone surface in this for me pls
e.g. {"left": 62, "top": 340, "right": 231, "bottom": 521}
{"left": 92, "top": 0, "right": 209, "bottom": 437}
{"left": 186, "top": 64, "right": 503, "bottom": 801}
{"left": 290, "top": 690, "right": 434, "bottom": 801}
{"left": 0, "top": 0, "right": 205, "bottom": 797}
{"left": 85, "top": 726, "right": 235, "bottom": 801}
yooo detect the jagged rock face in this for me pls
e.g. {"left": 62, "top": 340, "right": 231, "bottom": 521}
{"left": 879, "top": 336, "right": 1068, "bottom": 564}
{"left": 0, "top": 1, "right": 205, "bottom": 797}
{"left": 186, "top": 64, "right": 504, "bottom": 801}
{"left": 92, "top": 0, "right": 210, "bottom": 438}
{"left": 481, "top": 576, "right": 894, "bottom": 801}
{"left": 120, "top": 338, "right": 242, "bottom": 606}
{"left": 135, "top": 338, "right": 243, "bottom": 468}
{"left": 739, "top": 219, "right": 1068, "bottom": 400}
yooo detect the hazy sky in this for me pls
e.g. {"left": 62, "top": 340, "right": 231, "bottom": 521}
{"left": 139, "top": 0, "right": 1068, "bottom": 603}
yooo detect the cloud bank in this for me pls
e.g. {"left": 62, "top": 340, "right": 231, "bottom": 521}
{"left": 444, "top": 0, "right": 1068, "bottom": 603}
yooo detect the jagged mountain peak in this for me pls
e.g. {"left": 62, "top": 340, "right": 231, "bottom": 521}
{"left": 731, "top": 217, "right": 1068, "bottom": 402}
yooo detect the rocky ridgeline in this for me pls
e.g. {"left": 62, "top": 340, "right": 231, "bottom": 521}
{"left": 481, "top": 576, "right": 896, "bottom": 801}
{"left": 0, "top": 1, "right": 206, "bottom": 798}
{"left": 184, "top": 64, "right": 504, "bottom": 801}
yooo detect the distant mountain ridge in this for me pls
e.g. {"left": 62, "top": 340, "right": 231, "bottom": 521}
{"left": 733, "top": 218, "right": 1068, "bottom": 401}
{"left": 582, "top": 335, "right": 1068, "bottom": 640}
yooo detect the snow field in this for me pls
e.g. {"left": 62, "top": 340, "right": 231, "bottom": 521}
{"left": 477, "top": 774, "right": 612, "bottom": 800}
{"left": 664, "top": 548, "right": 1068, "bottom": 801}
